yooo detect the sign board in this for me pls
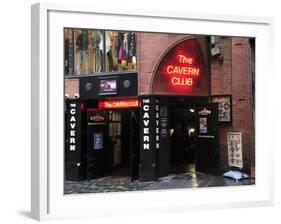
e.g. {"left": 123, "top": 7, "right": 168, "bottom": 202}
{"left": 227, "top": 132, "right": 243, "bottom": 168}
{"left": 139, "top": 96, "right": 157, "bottom": 180}
{"left": 65, "top": 99, "right": 82, "bottom": 181}
{"left": 87, "top": 109, "right": 106, "bottom": 123}
{"left": 152, "top": 37, "right": 209, "bottom": 96}
{"left": 99, "top": 99, "right": 139, "bottom": 109}
{"left": 66, "top": 100, "right": 82, "bottom": 156}
{"left": 93, "top": 133, "right": 103, "bottom": 150}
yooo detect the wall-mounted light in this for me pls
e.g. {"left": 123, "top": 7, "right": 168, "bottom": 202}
{"left": 188, "top": 128, "right": 195, "bottom": 136}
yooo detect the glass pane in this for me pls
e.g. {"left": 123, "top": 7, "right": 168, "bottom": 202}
{"left": 70, "top": 29, "right": 104, "bottom": 75}
{"left": 105, "top": 31, "right": 137, "bottom": 72}
{"left": 74, "top": 29, "right": 90, "bottom": 75}
{"left": 89, "top": 30, "right": 104, "bottom": 74}
{"left": 64, "top": 28, "right": 75, "bottom": 75}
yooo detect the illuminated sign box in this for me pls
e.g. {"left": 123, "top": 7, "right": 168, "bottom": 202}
{"left": 152, "top": 37, "right": 209, "bottom": 96}
{"left": 99, "top": 78, "right": 117, "bottom": 95}
{"left": 99, "top": 99, "right": 139, "bottom": 109}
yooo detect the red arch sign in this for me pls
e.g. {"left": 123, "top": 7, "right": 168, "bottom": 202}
{"left": 152, "top": 37, "right": 209, "bottom": 96}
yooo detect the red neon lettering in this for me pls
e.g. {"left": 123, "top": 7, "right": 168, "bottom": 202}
{"left": 167, "top": 65, "right": 174, "bottom": 75}
{"left": 166, "top": 65, "right": 200, "bottom": 76}
{"left": 171, "top": 77, "right": 193, "bottom": 86}
{"left": 178, "top": 54, "right": 193, "bottom": 64}
{"left": 100, "top": 100, "right": 139, "bottom": 109}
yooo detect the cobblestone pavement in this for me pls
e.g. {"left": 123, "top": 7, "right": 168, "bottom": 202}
{"left": 64, "top": 169, "right": 255, "bottom": 195}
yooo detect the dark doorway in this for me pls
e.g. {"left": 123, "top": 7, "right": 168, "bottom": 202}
{"left": 169, "top": 105, "right": 196, "bottom": 174}
{"left": 86, "top": 109, "right": 107, "bottom": 179}
{"left": 85, "top": 107, "right": 139, "bottom": 181}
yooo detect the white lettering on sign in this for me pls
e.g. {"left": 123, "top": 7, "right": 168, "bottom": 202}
{"left": 143, "top": 112, "right": 149, "bottom": 119}
{"left": 70, "top": 145, "right": 76, "bottom": 151}
{"left": 70, "top": 138, "right": 76, "bottom": 144}
{"left": 70, "top": 116, "right": 76, "bottom": 122}
{"left": 199, "top": 108, "right": 211, "bottom": 116}
{"left": 155, "top": 100, "right": 160, "bottom": 150}
{"left": 144, "top": 128, "right": 149, "bottom": 134}
{"left": 143, "top": 120, "right": 150, "bottom": 126}
{"left": 144, "top": 143, "right": 150, "bottom": 150}
{"left": 69, "top": 103, "right": 77, "bottom": 151}
{"left": 70, "top": 130, "right": 76, "bottom": 136}
{"left": 142, "top": 99, "right": 151, "bottom": 151}
{"left": 144, "top": 136, "right": 149, "bottom": 142}
{"left": 143, "top": 105, "right": 149, "bottom": 111}
{"left": 70, "top": 108, "right": 76, "bottom": 115}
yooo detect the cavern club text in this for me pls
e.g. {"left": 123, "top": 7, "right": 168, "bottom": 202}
{"left": 166, "top": 54, "right": 200, "bottom": 86}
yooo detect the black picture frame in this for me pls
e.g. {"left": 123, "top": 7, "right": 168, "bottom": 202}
{"left": 211, "top": 95, "right": 232, "bottom": 122}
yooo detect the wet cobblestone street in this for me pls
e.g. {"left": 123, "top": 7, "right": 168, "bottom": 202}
{"left": 64, "top": 169, "right": 255, "bottom": 194}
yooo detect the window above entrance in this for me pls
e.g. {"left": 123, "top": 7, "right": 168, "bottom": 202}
{"left": 64, "top": 28, "right": 137, "bottom": 76}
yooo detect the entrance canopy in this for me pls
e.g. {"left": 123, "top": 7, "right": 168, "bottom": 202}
{"left": 152, "top": 37, "right": 209, "bottom": 96}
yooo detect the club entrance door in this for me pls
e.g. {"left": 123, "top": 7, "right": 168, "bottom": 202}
{"left": 85, "top": 107, "right": 140, "bottom": 180}
{"left": 196, "top": 103, "right": 219, "bottom": 175}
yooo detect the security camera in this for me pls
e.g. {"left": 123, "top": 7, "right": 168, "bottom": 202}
{"left": 65, "top": 94, "right": 69, "bottom": 99}
{"left": 74, "top": 93, "right": 80, "bottom": 99}
{"left": 211, "top": 46, "right": 220, "bottom": 56}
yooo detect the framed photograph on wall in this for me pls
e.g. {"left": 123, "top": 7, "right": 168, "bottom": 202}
{"left": 31, "top": 2, "right": 274, "bottom": 221}
{"left": 212, "top": 95, "right": 232, "bottom": 122}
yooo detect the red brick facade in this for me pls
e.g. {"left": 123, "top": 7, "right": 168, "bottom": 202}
{"left": 210, "top": 37, "right": 255, "bottom": 175}
{"left": 137, "top": 34, "right": 254, "bottom": 176}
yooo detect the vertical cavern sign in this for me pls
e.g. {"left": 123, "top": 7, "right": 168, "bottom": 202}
{"left": 65, "top": 99, "right": 82, "bottom": 180}
{"left": 139, "top": 96, "right": 157, "bottom": 181}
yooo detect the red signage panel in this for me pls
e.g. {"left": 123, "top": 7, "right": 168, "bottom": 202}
{"left": 99, "top": 99, "right": 139, "bottom": 109}
{"left": 152, "top": 37, "right": 209, "bottom": 96}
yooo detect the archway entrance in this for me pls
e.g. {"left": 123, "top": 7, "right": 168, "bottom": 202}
{"left": 138, "top": 37, "right": 219, "bottom": 181}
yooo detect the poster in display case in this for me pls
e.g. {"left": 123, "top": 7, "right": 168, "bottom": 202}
{"left": 92, "top": 133, "right": 103, "bottom": 150}
{"left": 212, "top": 95, "right": 232, "bottom": 122}
{"left": 199, "top": 117, "right": 208, "bottom": 133}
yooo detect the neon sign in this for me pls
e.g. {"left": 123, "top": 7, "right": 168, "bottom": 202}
{"left": 166, "top": 54, "right": 200, "bottom": 86}
{"left": 152, "top": 37, "right": 208, "bottom": 96}
{"left": 99, "top": 99, "right": 139, "bottom": 109}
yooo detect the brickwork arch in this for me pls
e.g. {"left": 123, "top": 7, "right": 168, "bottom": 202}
{"left": 149, "top": 35, "right": 209, "bottom": 96}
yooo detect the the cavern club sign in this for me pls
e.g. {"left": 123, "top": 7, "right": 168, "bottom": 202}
{"left": 152, "top": 37, "right": 209, "bottom": 96}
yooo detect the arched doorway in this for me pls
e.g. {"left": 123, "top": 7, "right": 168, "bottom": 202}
{"left": 142, "top": 36, "right": 219, "bottom": 178}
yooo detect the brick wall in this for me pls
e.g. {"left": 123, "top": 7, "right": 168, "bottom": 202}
{"left": 211, "top": 37, "right": 254, "bottom": 175}
{"left": 138, "top": 33, "right": 188, "bottom": 94}
{"left": 65, "top": 78, "right": 79, "bottom": 99}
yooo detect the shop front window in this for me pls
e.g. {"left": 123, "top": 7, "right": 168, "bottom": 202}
{"left": 64, "top": 28, "right": 137, "bottom": 76}
{"left": 105, "top": 31, "right": 137, "bottom": 72}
